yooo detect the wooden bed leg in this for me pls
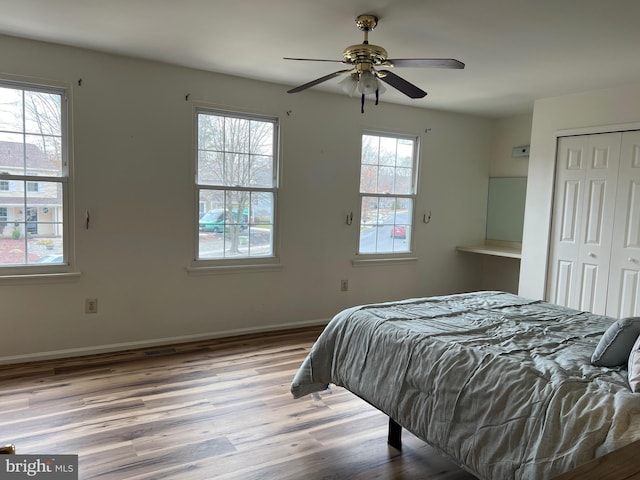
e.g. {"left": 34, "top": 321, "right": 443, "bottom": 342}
{"left": 387, "top": 417, "right": 402, "bottom": 451}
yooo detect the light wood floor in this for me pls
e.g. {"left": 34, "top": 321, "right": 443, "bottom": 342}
{"left": 0, "top": 327, "right": 477, "bottom": 479}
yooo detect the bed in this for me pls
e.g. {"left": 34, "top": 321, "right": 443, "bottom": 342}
{"left": 291, "top": 291, "right": 640, "bottom": 479}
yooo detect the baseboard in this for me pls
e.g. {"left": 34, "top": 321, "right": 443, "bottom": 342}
{"left": 0, "top": 318, "right": 329, "bottom": 365}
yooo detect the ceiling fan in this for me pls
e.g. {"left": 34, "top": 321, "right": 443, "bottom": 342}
{"left": 285, "top": 14, "right": 464, "bottom": 111}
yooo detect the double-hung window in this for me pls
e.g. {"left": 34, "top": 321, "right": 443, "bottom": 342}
{"left": 358, "top": 132, "right": 418, "bottom": 255}
{"left": 0, "top": 81, "right": 68, "bottom": 268}
{"left": 195, "top": 109, "right": 278, "bottom": 263}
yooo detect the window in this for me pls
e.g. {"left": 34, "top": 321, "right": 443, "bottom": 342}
{"left": 0, "top": 81, "right": 67, "bottom": 268}
{"left": 358, "top": 132, "right": 418, "bottom": 255}
{"left": 195, "top": 109, "right": 278, "bottom": 262}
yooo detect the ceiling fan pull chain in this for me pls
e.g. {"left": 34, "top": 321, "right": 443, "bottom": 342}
{"left": 375, "top": 88, "right": 380, "bottom": 105}
{"left": 361, "top": 94, "right": 365, "bottom": 114}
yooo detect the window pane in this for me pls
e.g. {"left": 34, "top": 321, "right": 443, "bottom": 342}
{"left": 359, "top": 196, "right": 384, "bottom": 254}
{"left": 225, "top": 117, "right": 250, "bottom": 153}
{"left": 249, "top": 120, "right": 273, "bottom": 155}
{"left": 360, "top": 164, "right": 379, "bottom": 194}
{"left": 0, "top": 87, "right": 23, "bottom": 132}
{"left": 397, "top": 140, "right": 413, "bottom": 167}
{"left": 394, "top": 166, "right": 413, "bottom": 194}
{"left": 0, "top": 132, "right": 26, "bottom": 175}
{"left": 223, "top": 153, "right": 249, "bottom": 187}
{"left": 378, "top": 166, "right": 395, "bottom": 193}
{"left": 250, "top": 192, "right": 274, "bottom": 227}
{"left": 0, "top": 229, "right": 28, "bottom": 264}
{"left": 361, "top": 135, "right": 379, "bottom": 165}
{"left": 27, "top": 181, "right": 63, "bottom": 221}
{"left": 379, "top": 137, "right": 397, "bottom": 166}
{"left": 249, "top": 155, "right": 273, "bottom": 188}
{"left": 30, "top": 233, "right": 64, "bottom": 263}
{"left": 247, "top": 192, "right": 274, "bottom": 256}
{"left": 198, "top": 113, "right": 223, "bottom": 151}
{"left": 25, "top": 134, "right": 63, "bottom": 176}
{"left": 24, "top": 91, "right": 62, "bottom": 137}
{"left": 197, "top": 151, "right": 223, "bottom": 185}
{"left": 199, "top": 190, "right": 225, "bottom": 221}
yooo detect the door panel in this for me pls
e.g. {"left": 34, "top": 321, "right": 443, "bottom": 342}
{"left": 607, "top": 130, "right": 640, "bottom": 317}
{"left": 584, "top": 180, "right": 606, "bottom": 245}
{"left": 547, "top": 137, "right": 586, "bottom": 308}
{"left": 554, "top": 260, "right": 573, "bottom": 305}
{"left": 548, "top": 133, "right": 621, "bottom": 314}
{"left": 618, "top": 269, "right": 640, "bottom": 317}
{"left": 579, "top": 263, "right": 599, "bottom": 312}
{"left": 560, "top": 180, "right": 581, "bottom": 242}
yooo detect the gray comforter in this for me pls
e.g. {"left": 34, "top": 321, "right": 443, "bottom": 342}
{"left": 291, "top": 291, "right": 640, "bottom": 479}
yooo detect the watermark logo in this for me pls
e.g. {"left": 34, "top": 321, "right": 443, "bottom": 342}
{"left": 0, "top": 455, "right": 78, "bottom": 479}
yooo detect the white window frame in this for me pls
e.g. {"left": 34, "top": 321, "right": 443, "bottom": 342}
{"left": 0, "top": 79, "right": 73, "bottom": 277}
{"left": 191, "top": 107, "right": 280, "bottom": 272}
{"left": 356, "top": 130, "right": 419, "bottom": 260}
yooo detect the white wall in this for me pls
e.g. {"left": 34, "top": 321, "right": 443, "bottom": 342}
{"left": 0, "top": 35, "right": 495, "bottom": 362}
{"left": 490, "top": 114, "right": 532, "bottom": 178}
{"left": 520, "top": 82, "right": 640, "bottom": 299}
{"left": 476, "top": 114, "right": 532, "bottom": 293}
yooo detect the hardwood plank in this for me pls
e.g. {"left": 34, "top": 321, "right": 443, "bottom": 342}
{"left": 0, "top": 326, "right": 476, "bottom": 479}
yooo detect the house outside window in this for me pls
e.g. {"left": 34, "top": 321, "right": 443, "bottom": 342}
{"left": 195, "top": 109, "right": 278, "bottom": 263}
{"left": 358, "top": 132, "right": 418, "bottom": 255}
{"left": 0, "top": 81, "right": 68, "bottom": 268}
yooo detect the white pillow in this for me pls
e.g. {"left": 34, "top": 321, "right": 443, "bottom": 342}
{"left": 629, "top": 335, "right": 640, "bottom": 393}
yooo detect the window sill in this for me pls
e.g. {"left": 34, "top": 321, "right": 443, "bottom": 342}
{"left": 187, "top": 263, "right": 284, "bottom": 275}
{"left": 351, "top": 256, "right": 418, "bottom": 267}
{"left": 0, "top": 271, "right": 82, "bottom": 285}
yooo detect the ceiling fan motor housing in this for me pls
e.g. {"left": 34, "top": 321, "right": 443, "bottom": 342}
{"left": 343, "top": 44, "right": 388, "bottom": 67}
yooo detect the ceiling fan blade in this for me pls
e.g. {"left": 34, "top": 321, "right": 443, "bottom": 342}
{"left": 388, "top": 58, "right": 465, "bottom": 69}
{"left": 287, "top": 69, "right": 354, "bottom": 94}
{"left": 377, "top": 70, "right": 427, "bottom": 99}
{"left": 284, "top": 57, "right": 346, "bottom": 63}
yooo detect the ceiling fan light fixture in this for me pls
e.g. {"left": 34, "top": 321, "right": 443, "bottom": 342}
{"left": 358, "top": 70, "right": 378, "bottom": 95}
{"left": 338, "top": 73, "right": 359, "bottom": 96}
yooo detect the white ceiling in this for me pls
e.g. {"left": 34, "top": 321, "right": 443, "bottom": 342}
{"left": 1, "top": 0, "right": 640, "bottom": 118}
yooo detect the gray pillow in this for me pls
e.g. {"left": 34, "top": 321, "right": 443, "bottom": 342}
{"left": 591, "top": 317, "right": 640, "bottom": 367}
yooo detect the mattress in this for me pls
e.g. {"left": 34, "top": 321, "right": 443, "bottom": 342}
{"left": 291, "top": 291, "right": 640, "bottom": 479}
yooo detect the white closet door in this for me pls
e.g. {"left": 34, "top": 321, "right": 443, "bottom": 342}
{"left": 547, "top": 136, "right": 588, "bottom": 307}
{"left": 547, "top": 132, "right": 621, "bottom": 314}
{"left": 607, "top": 131, "right": 640, "bottom": 318}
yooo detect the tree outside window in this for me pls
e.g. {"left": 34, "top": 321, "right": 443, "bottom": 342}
{"left": 196, "top": 110, "right": 278, "bottom": 261}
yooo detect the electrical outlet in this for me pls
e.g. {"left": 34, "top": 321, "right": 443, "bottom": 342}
{"left": 85, "top": 298, "right": 98, "bottom": 314}
{"left": 340, "top": 279, "right": 349, "bottom": 292}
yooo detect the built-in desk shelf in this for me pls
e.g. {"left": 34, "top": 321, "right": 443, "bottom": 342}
{"left": 456, "top": 240, "right": 522, "bottom": 259}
